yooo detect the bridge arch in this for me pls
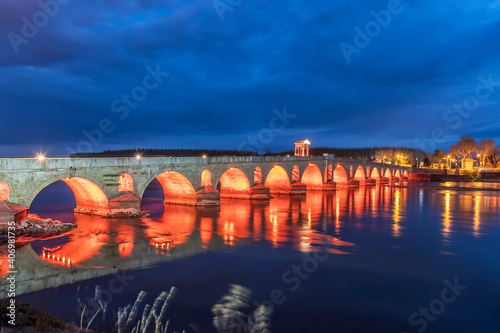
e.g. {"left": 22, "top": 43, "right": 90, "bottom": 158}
{"left": 325, "top": 164, "right": 333, "bottom": 182}
{"left": 156, "top": 171, "right": 197, "bottom": 205}
{"left": 201, "top": 169, "right": 212, "bottom": 187}
{"left": 301, "top": 164, "right": 323, "bottom": 190}
{"left": 384, "top": 169, "right": 392, "bottom": 179}
{"left": 265, "top": 165, "right": 291, "bottom": 194}
{"left": 353, "top": 166, "right": 366, "bottom": 182}
{"left": 292, "top": 165, "right": 300, "bottom": 182}
{"left": 218, "top": 167, "right": 251, "bottom": 199}
{"left": 334, "top": 165, "right": 349, "bottom": 184}
{"left": 0, "top": 181, "right": 9, "bottom": 201}
{"left": 371, "top": 167, "right": 380, "bottom": 180}
{"left": 254, "top": 167, "right": 262, "bottom": 184}
{"left": 403, "top": 170, "right": 409, "bottom": 177}
{"left": 395, "top": 169, "right": 401, "bottom": 178}
{"left": 119, "top": 174, "right": 134, "bottom": 192}
{"left": 28, "top": 177, "right": 110, "bottom": 215}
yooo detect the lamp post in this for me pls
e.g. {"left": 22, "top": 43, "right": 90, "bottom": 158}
{"left": 477, "top": 154, "right": 481, "bottom": 168}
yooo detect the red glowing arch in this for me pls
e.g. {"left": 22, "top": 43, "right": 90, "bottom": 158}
{"left": 334, "top": 165, "right": 349, "bottom": 184}
{"left": 403, "top": 170, "right": 409, "bottom": 177}
{"left": 156, "top": 171, "right": 197, "bottom": 205}
{"left": 0, "top": 182, "right": 9, "bottom": 201}
{"left": 265, "top": 166, "right": 291, "bottom": 194}
{"left": 301, "top": 164, "right": 323, "bottom": 190}
{"left": 61, "top": 177, "right": 110, "bottom": 213}
{"left": 119, "top": 174, "right": 134, "bottom": 192}
{"left": 353, "top": 166, "right": 366, "bottom": 181}
{"left": 292, "top": 165, "right": 300, "bottom": 182}
{"left": 395, "top": 169, "right": 401, "bottom": 178}
{"left": 219, "top": 168, "right": 251, "bottom": 199}
{"left": 326, "top": 164, "right": 333, "bottom": 182}
{"left": 254, "top": 167, "right": 262, "bottom": 184}
{"left": 201, "top": 169, "right": 212, "bottom": 187}
{"left": 371, "top": 167, "right": 381, "bottom": 180}
{"left": 384, "top": 169, "right": 392, "bottom": 178}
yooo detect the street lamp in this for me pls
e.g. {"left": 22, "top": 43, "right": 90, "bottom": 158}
{"left": 447, "top": 155, "right": 451, "bottom": 169}
{"left": 477, "top": 154, "right": 481, "bottom": 167}
{"left": 37, "top": 154, "right": 45, "bottom": 161}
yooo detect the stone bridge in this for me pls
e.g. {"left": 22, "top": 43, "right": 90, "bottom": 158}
{"left": 0, "top": 155, "right": 411, "bottom": 217}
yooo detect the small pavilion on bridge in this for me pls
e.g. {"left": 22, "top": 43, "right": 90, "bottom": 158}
{"left": 294, "top": 139, "right": 311, "bottom": 157}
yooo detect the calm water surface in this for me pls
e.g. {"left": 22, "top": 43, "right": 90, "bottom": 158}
{"left": 3, "top": 180, "right": 500, "bottom": 332}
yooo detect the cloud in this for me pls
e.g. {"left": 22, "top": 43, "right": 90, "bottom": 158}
{"left": 0, "top": 0, "right": 499, "bottom": 156}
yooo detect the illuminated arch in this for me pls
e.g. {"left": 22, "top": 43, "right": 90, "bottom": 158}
{"left": 265, "top": 166, "right": 291, "bottom": 194}
{"left": 353, "top": 166, "right": 366, "bottom": 182}
{"left": 403, "top": 170, "right": 409, "bottom": 177}
{"left": 301, "top": 164, "right": 323, "bottom": 190}
{"left": 371, "top": 167, "right": 380, "bottom": 180}
{"left": 0, "top": 182, "right": 9, "bottom": 201}
{"left": 201, "top": 169, "right": 212, "bottom": 187}
{"left": 395, "top": 170, "right": 401, "bottom": 178}
{"left": 384, "top": 169, "right": 392, "bottom": 178}
{"left": 156, "top": 171, "right": 197, "bottom": 205}
{"left": 219, "top": 168, "right": 251, "bottom": 199}
{"left": 334, "top": 165, "right": 349, "bottom": 184}
{"left": 59, "top": 177, "right": 110, "bottom": 213}
{"left": 292, "top": 165, "right": 300, "bottom": 182}
{"left": 254, "top": 167, "right": 262, "bottom": 184}
{"left": 119, "top": 174, "right": 134, "bottom": 192}
{"left": 326, "top": 164, "right": 333, "bottom": 182}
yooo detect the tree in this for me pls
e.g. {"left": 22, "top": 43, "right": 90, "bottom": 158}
{"left": 476, "top": 139, "right": 500, "bottom": 167}
{"left": 433, "top": 150, "right": 448, "bottom": 168}
{"left": 450, "top": 135, "right": 476, "bottom": 165}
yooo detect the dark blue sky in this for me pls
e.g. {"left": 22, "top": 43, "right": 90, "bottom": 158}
{"left": 1, "top": 0, "right": 499, "bottom": 157}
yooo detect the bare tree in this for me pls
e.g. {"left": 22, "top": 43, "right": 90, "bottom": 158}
{"left": 476, "top": 139, "right": 500, "bottom": 166}
{"left": 450, "top": 135, "right": 476, "bottom": 164}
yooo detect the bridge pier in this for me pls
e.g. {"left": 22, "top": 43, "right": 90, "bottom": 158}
{"left": 291, "top": 182, "right": 307, "bottom": 195}
{"left": 323, "top": 181, "right": 336, "bottom": 191}
{"left": 196, "top": 186, "right": 220, "bottom": 206}
{"left": 250, "top": 184, "right": 271, "bottom": 200}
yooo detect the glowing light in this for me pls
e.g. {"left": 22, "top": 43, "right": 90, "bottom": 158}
{"left": 37, "top": 154, "right": 45, "bottom": 161}
{"left": 136, "top": 155, "right": 142, "bottom": 160}
{"left": 304, "top": 139, "right": 310, "bottom": 144}
{"left": 202, "top": 155, "right": 207, "bottom": 158}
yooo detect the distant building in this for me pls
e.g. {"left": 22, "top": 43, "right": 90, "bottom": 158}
{"left": 294, "top": 139, "right": 311, "bottom": 157}
{"left": 461, "top": 158, "right": 476, "bottom": 171}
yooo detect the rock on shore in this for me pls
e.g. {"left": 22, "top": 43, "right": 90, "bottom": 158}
{"left": 0, "top": 214, "right": 77, "bottom": 243}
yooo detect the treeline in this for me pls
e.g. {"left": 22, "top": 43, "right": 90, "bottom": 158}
{"left": 70, "top": 148, "right": 258, "bottom": 158}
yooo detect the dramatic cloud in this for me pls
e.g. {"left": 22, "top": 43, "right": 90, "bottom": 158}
{"left": 0, "top": 0, "right": 499, "bottom": 156}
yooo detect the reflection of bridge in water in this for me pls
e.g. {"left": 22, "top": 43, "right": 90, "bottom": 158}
{"left": 0, "top": 156, "right": 411, "bottom": 217}
{"left": 0, "top": 187, "right": 413, "bottom": 297}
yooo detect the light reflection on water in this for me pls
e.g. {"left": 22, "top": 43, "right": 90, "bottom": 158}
{"left": 1, "top": 181, "right": 500, "bottom": 332}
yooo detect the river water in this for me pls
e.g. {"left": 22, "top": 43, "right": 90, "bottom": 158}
{"left": 3, "top": 180, "right": 500, "bottom": 332}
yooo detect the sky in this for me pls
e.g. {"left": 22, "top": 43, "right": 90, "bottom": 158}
{"left": 0, "top": 0, "right": 499, "bottom": 157}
